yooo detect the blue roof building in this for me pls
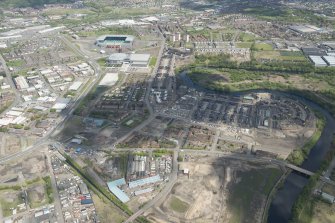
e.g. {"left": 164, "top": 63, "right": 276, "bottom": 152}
{"left": 107, "top": 178, "right": 130, "bottom": 203}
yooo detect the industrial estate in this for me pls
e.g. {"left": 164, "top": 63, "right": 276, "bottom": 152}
{"left": 1, "top": 0, "right": 335, "bottom": 223}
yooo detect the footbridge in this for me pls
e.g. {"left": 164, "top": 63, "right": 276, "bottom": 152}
{"left": 284, "top": 163, "right": 335, "bottom": 186}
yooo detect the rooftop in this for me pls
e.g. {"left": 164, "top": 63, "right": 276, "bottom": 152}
{"left": 108, "top": 53, "right": 150, "bottom": 62}
{"left": 96, "top": 35, "right": 135, "bottom": 42}
{"left": 107, "top": 178, "right": 130, "bottom": 203}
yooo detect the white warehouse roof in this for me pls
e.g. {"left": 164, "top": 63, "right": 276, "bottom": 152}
{"left": 108, "top": 53, "right": 150, "bottom": 63}
{"left": 309, "top": 56, "right": 327, "bottom": 66}
{"left": 322, "top": 56, "right": 335, "bottom": 66}
{"left": 99, "top": 73, "right": 118, "bottom": 86}
{"left": 69, "top": 81, "right": 82, "bottom": 91}
{"left": 14, "top": 76, "right": 29, "bottom": 90}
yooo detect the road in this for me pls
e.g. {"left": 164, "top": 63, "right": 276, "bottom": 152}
{"left": 124, "top": 150, "right": 178, "bottom": 223}
{"left": 112, "top": 37, "right": 166, "bottom": 147}
{"left": 46, "top": 152, "right": 65, "bottom": 223}
{"left": 0, "top": 34, "right": 102, "bottom": 164}
{"left": 0, "top": 53, "right": 22, "bottom": 114}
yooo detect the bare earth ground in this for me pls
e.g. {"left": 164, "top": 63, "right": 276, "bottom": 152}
{"left": 145, "top": 157, "right": 283, "bottom": 223}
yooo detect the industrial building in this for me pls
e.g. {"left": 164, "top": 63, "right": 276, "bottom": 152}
{"left": 14, "top": 76, "right": 29, "bottom": 90}
{"left": 134, "top": 188, "right": 153, "bottom": 196}
{"left": 52, "top": 98, "right": 70, "bottom": 111}
{"left": 322, "top": 56, "right": 335, "bottom": 67}
{"left": 69, "top": 81, "right": 82, "bottom": 91}
{"left": 95, "top": 35, "right": 134, "bottom": 48}
{"left": 308, "top": 56, "right": 327, "bottom": 67}
{"left": 302, "top": 47, "right": 327, "bottom": 56}
{"left": 107, "top": 53, "right": 150, "bottom": 67}
{"left": 128, "top": 175, "right": 161, "bottom": 189}
{"left": 98, "top": 73, "right": 118, "bottom": 86}
{"left": 107, "top": 178, "right": 130, "bottom": 203}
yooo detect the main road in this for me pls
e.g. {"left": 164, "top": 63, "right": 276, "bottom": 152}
{"left": 112, "top": 37, "right": 166, "bottom": 147}
{"left": 0, "top": 53, "right": 22, "bottom": 113}
{"left": 0, "top": 34, "right": 103, "bottom": 164}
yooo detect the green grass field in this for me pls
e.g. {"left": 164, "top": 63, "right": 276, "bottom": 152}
{"left": 169, "top": 196, "right": 189, "bottom": 213}
{"left": 149, "top": 57, "right": 157, "bottom": 67}
{"left": 253, "top": 43, "right": 273, "bottom": 51}
{"left": 254, "top": 50, "right": 307, "bottom": 62}
{"left": 239, "top": 32, "right": 257, "bottom": 42}
{"left": 236, "top": 42, "right": 254, "bottom": 48}
{"left": 121, "top": 115, "right": 146, "bottom": 128}
{"left": 6, "top": 59, "right": 25, "bottom": 67}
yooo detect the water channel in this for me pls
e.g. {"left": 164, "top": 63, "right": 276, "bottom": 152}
{"left": 178, "top": 71, "right": 335, "bottom": 222}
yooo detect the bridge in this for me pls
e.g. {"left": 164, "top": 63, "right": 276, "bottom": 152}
{"left": 285, "top": 163, "right": 314, "bottom": 176}
{"left": 284, "top": 163, "right": 335, "bottom": 186}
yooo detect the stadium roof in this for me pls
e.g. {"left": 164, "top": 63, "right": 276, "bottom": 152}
{"left": 96, "top": 35, "right": 135, "bottom": 42}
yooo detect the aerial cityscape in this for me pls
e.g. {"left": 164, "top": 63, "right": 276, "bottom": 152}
{"left": 0, "top": 0, "right": 335, "bottom": 222}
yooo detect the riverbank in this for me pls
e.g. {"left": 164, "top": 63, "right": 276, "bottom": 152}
{"left": 287, "top": 112, "right": 326, "bottom": 166}
{"left": 290, "top": 137, "right": 335, "bottom": 223}
{"left": 178, "top": 69, "right": 335, "bottom": 222}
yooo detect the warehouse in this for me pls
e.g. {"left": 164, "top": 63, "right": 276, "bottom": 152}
{"left": 96, "top": 35, "right": 134, "bottom": 48}
{"left": 309, "top": 56, "right": 327, "bottom": 67}
{"left": 302, "top": 47, "right": 327, "bottom": 56}
{"left": 52, "top": 98, "right": 70, "bottom": 111}
{"left": 322, "top": 56, "right": 335, "bottom": 67}
{"left": 14, "top": 76, "right": 29, "bottom": 90}
{"left": 128, "top": 175, "right": 161, "bottom": 189}
{"left": 107, "top": 178, "right": 130, "bottom": 203}
{"left": 69, "top": 81, "right": 82, "bottom": 91}
{"left": 107, "top": 53, "right": 150, "bottom": 67}
{"left": 98, "top": 73, "right": 118, "bottom": 86}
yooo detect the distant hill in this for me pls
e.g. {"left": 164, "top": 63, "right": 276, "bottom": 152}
{"left": 0, "top": 0, "right": 77, "bottom": 8}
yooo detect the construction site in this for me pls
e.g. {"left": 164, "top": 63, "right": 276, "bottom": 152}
{"left": 144, "top": 155, "right": 283, "bottom": 223}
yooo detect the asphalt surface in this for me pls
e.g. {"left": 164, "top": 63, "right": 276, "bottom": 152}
{"left": 0, "top": 35, "right": 102, "bottom": 165}
{"left": 0, "top": 53, "right": 22, "bottom": 113}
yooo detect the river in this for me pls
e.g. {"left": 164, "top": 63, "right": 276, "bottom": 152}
{"left": 178, "top": 71, "right": 335, "bottom": 222}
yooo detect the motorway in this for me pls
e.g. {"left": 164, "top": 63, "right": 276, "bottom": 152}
{"left": 0, "top": 34, "right": 103, "bottom": 164}
{"left": 3, "top": 31, "right": 335, "bottom": 223}
{"left": 0, "top": 53, "right": 22, "bottom": 113}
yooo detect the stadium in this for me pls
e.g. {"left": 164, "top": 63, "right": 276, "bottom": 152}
{"left": 95, "top": 35, "right": 134, "bottom": 48}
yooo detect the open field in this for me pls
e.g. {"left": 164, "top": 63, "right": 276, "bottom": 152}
{"left": 92, "top": 192, "right": 127, "bottom": 223}
{"left": 228, "top": 168, "right": 282, "bottom": 223}
{"left": 146, "top": 157, "right": 283, "bottom": 223}
{"left": 169, "top": 196, "right": 190, "bottom": 213}
{"left": 311, "top": 200, "right": 335, "bottom": 223}
{"left": 253, "top": 43, "right": 273, "bottom": 51}
{"left": 253, "top": 50, "right": 307, "bottom": 62}
{"left": 0, "top": 190, "right": 24, "bottom": 217}
{"left": 236, "top": 42, "right": 254, "bottom": 48}
{"left": 0, "top": 134, "right": 37, "bottom": 157}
